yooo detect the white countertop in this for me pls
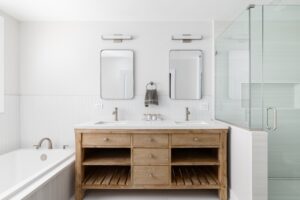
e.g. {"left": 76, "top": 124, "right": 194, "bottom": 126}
{"left": 74, "top": 120, "right": 228, "bottom": 130}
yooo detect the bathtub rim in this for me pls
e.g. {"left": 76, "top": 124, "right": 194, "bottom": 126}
{"left": 0, "top": 148, "right": 75, "bottom": 200}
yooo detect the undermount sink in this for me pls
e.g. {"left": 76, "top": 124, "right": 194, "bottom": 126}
{"left": 174, "top": 121, "right": 208, "bottom": 125}
{"left": 94, "top": 121, "right": 128, "bottom": 125}
{"left": 94, "top": 120, "right": 171, "bottom": 126}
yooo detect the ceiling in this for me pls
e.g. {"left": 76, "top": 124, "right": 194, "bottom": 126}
{"left": 0, "top": 0, "right": 260, "bottom": 21}
{"left": 0, "top": 0, "right": 291, "bottom": 22}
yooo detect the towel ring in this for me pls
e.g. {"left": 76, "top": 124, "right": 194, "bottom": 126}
{"left": 146, "top": 81, "right": 157, "bottom": 90}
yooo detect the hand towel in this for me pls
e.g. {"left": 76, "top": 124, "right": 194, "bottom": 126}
{"left": 144, "top": 89, "right": 158, "bottom": 107}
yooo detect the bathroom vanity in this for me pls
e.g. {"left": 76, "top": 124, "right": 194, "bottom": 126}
{"left": 75, "top": 121, "right": 228, "bottom": 200}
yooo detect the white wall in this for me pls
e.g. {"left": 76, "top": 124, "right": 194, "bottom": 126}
{"left": 0, "top": 16, "right": 4, "bottom": 113}
{"left": 19, "top": 21, "right": 213, "bottom": 147}
{"left": 0, "top": 10, "right": 20, "bottom": 154}
{"left": 228, "top": 125, "right": 268, "bottom": 200}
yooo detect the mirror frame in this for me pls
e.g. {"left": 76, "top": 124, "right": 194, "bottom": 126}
{"left": 169, "top": 49, "right": 203, "bottom": 100}
{"left": 100, "top": 49, "right": 135, "bottom": 100}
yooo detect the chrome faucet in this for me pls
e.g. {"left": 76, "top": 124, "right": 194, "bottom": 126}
{"left": 34, "top": 138, "right": 53, "bottom": 149}
{"left": 185, "top": 107, "right": 191, "bottom": 121}
{"left": 112, "top": 107, "right": 118, "bottom": 121}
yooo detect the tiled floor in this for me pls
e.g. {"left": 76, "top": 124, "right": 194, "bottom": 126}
{"left": 73, "top": 190, "right": 219, "bottom": 200}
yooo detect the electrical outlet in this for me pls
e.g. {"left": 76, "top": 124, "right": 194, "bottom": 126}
{"left": 95, "top": 101, "right": 103, "bottom": 109}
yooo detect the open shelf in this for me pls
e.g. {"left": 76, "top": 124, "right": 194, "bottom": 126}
{"left": 83, "top": 148, "right": 131, "bottom": 166}
{"left": 83, "top": 166, "right": 131, "bottom": 189}
{"left": 171, "top": 166, "right": 219, "bottom": 188}
{"left": 171, "top": 148, "right": 219, "bottom": 166}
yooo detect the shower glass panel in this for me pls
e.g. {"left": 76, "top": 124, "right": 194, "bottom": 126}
{"left": 264, "top": 6, "right": 300, "bottom": 200}
{"left": 215, "top": 11, "right": 251, "bottom": 129}
{"left": 216, "top": 4, "right": 300, "bottom": 200}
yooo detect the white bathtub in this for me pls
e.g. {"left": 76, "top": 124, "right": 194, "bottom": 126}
{"left": 0, "top": 149, "right": 75, "bottom": 200}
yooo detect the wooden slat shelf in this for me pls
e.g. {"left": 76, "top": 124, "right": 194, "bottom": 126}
{"left": 83, "top": 149, "right": 131, "bottom": 166}
{"left": 172, "top": 166, "right": 219, "bottom": 188}
{"left": 171, "top": 148, "right": 219, "bottom": 166}
{"left": 83, "top": 167, "right": 131, "bottom": 189}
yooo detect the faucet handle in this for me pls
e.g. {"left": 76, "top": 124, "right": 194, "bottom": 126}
{"left": 33, "top": 145, "right": 40, "bottom": 149}
{"left": 186, "top": 107, "right": 190, "bottom": 112}
{"left": 63, "top": 145, "right": 69, "bottom": 149}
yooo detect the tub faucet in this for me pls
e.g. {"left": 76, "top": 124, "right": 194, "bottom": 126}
{"left": 34, "top": 138, "right": 53, "bottom": 149}
{"left": 112, "top": 107, "right": 118, "bottom": 121}
{"left": 185, "top": 107, "right": 191, "bottom": 121}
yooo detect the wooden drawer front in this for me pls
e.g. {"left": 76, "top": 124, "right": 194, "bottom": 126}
{"left": 133, "top": 134, "right": 169, "bottom": 147}
{"left": 171, "top": 133, "right": 220, "bottom": 146}
{"left": 82, "top": 133, "right": 131, "bottom": 147}
{"left": 133, "top": 166, "right": 169, "bottom": 185}
{"left": 133, "top": 149, "right": 169, "bottom": 165}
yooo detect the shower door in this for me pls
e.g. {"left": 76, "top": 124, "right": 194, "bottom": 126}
{"left": 263, "top": 5, "right": 300, "bottom": 200}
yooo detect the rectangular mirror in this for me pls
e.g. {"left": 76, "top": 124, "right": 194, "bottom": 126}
{"left": 100, "top": 50, "right": 134, "bottom": 99}
{"left": 169, "top": 50, "right": 203, "bottom": 100}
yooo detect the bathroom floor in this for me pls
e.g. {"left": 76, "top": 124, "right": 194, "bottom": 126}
{"left": 72, "top": 190, "right": 219, "bottom": 200}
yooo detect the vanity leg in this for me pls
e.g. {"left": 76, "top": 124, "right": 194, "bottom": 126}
{"left": 218, "top": 188, "right": 227, "bottom": 200}
{"left": 218, "top": 131, "right": 228, "bottom": 200}
{"left": 75, "top": 189, "right": 84, "bottom": 200}
{"left": 75, "top": 132, "right": 84, "bottom": 200}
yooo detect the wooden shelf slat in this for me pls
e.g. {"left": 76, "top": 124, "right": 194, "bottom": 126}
{"left": 118, "top": 168, "right": 128, "bottom": 185}
{"left": 83, "top": 167, "right": 131, "bottom": 188}
{"left": 189, "top": 167, "right": 201, "bottom": 185}
{"left": 172, "top": 166, "right": 219, "bottom": 188}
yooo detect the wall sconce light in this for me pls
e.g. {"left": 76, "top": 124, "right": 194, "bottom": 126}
{"left": 171, "top": 34, "right": 203, "bottom": 43}
{"left": 101, "top": 34, "right": 133, "bottom": 43}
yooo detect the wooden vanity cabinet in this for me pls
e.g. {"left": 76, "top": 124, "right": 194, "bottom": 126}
{"left": 75, "top": 129, "right": 228, "bottom": 200}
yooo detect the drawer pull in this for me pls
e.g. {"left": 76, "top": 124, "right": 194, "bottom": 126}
{"left": 193, "top": 137, "right": 199, "bottom": 142}
{"left": 103, "top": 138, "right": 109, "bottom": 142}
{"left": 148, "top": 173, "right": 154, "bottom": 178}
{"left": 150, "top": 138, "right": 155, "bottom": 142}
{"left": 148, "top": 154, "right": 154, "bottom": 159}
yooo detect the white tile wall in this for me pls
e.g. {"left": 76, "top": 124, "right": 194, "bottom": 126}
{"left": 0, "top": 16, "right": 4, "bottom": 113}
{"left": 229, "top": 125, "right": 253, "bottom": 200}
{"left": 19, "top": 21, "right": 213, "bottom": 96}
{"left": 227, "top": 124, "right": 268, "bottom": 200}
{"left": 19, "top": 21, "right": 213, "bottom": 148}
{"left": 20, "top": 95, "right": 212, "bottom": 147}
{"left": 252, "top": 131, "right": 268, "bottom": 200}
{"left": 0, "top": 95, "right": 19, "bottom": 153}
{"left": 0, "top": 10, "right": 20, "bottom": 155}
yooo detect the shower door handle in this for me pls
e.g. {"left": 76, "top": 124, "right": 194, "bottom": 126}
{"left": 266, "top": 107, "right": 278, "bottom": 131}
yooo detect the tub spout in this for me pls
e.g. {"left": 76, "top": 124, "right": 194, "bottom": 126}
{"left": 34, "top": 138, "right": 53, "bottom": 149}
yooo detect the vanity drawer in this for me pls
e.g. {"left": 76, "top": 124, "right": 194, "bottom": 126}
{"left": 133, "top": 134, "right": 169, "bottom": 147}
{"left": 133, "top": 149, "right": 169, "bottom": 165}
{"left": 171, "top": 133, "right": 220, "bottom": 147}
{"left": 82, "top": 133, "right": 131, "bottom": 147}
{"left": 133, "top": 166, "right": 169, "bottom": 185}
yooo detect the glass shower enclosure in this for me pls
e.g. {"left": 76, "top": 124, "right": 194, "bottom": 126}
{"left": 215, "top": 5, "right": 300, "bottom": 200}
